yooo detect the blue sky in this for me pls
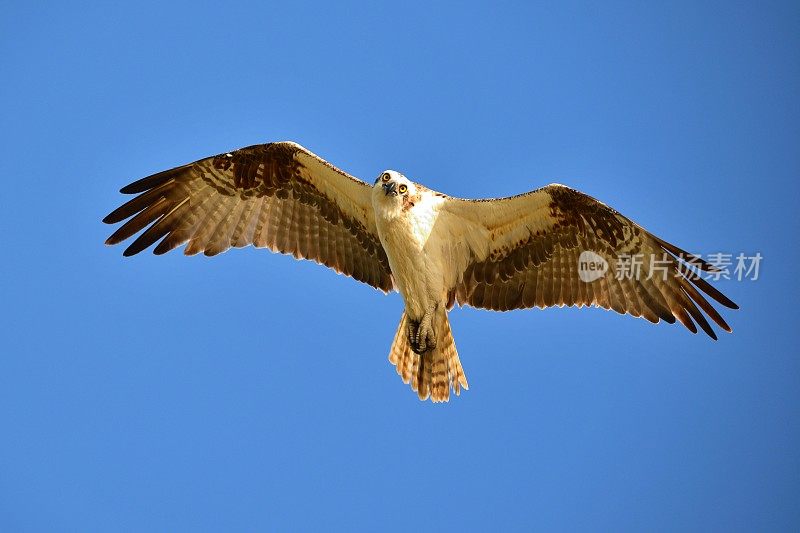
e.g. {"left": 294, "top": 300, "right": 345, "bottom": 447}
{"left": 1, "top": 1, "right": 798, "bottom": 531}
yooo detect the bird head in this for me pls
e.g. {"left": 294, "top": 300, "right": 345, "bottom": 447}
{"left": 373, "top": 170, "right": 416, "bottom": 202}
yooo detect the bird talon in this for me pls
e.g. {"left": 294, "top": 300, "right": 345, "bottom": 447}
{"left": 409, "top": 310, "right": 436, "bottom": 354}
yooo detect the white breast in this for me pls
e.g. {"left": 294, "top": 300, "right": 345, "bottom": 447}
{"left": 374, "top": 193, "right": 447, "bottom": 318}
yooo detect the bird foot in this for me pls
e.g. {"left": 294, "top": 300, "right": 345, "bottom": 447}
{"left": 407, "top": 310, "right": 436, "bottom": 354}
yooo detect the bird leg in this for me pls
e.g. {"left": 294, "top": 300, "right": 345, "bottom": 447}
{"left": 407, "top": 306, "right": 437, "bottom": 354}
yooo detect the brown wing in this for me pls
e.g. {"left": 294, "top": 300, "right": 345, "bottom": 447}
{"left": 103, "top": 141, "right": 393, "bottom": 292}
{"left": 442, "top": 184, "right": 738, "bottom": 339}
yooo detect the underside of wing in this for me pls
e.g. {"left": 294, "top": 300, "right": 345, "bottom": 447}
{"left": 103, "top": 141, "right": 394, "bottom": 292}
{"left": 444, "top": 184, "right": 738, "bottom": 339}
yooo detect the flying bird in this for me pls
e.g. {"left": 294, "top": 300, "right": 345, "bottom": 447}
{"left": 104, "top": 141, "right": 738, "bottom": 402}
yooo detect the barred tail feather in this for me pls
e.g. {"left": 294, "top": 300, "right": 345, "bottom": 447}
{"left": 388, "top": 310, "right": 468, "bottom": 403}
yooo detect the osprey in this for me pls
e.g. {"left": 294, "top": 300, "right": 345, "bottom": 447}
{"left": 104, "top": 142, "right": 738, "bottom": 402}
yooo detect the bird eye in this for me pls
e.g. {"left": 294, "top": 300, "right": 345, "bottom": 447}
{"left": 381, "top": 173, "right": 390, "bottom": 183}
{"left": 398, "top": 184, "right": 408, "bottom": 193}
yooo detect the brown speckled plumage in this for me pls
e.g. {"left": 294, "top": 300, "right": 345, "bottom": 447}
{"left": 104, "top": 142, "right": 393, "bottom": 292}
{"left": 450, "top": 185, "right": 737, "bottom": 339}
{"left": 389, "top": 310, "right": 467, "bottom": 402}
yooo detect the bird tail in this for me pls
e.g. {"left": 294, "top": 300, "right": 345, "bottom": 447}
{"left": 388, "top": 309, "right": 468, "bottom": 403}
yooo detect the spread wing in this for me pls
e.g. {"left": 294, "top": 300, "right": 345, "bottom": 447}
{"left": 441, "top": 184, "right": 738, "bottom": 339}
{"left": 103, "top": 141, "right": 393, "bottom": 292}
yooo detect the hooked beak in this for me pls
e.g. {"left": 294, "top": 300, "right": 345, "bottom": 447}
{"left": 382, "top": 182, "right": 397, "bottom": 196}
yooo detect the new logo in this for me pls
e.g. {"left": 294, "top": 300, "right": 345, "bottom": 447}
{"left": 578, "top": 250, "right": 608, "bottom": 282}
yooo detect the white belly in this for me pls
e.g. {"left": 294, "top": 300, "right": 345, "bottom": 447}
{"left": 376, "top": 209, "right": 445, "bottom": 319}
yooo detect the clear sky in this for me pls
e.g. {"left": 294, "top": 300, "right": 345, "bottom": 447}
{"left": 1, "top": 1, "right": 798, "bottom": 531}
